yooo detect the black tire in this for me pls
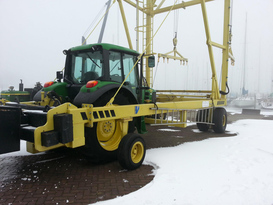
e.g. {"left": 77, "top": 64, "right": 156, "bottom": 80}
{"left": 80, "top": 90, "right": 135, "bottom": 162}
{"left": 196, "top": 109, "right": 210, "bottom": 131}
{"left": 212, "top": 107, "right": 227, "bottom": 133}
{"left": 81, "top": 126, "right": 117, "bottom": 162}
{"left": 118, "top": 133, "right": 146, "bottom": 170}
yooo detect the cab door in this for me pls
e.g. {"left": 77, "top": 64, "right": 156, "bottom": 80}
{"left": 122, "top": 53, "right": 139, "bottom": 97}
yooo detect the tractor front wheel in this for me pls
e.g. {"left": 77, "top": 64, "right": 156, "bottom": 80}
{"left": 212, "top": 107, "right": 227, "bottom": 133}
{"left": 118, "top": 133, "right": 146, "bottom": 170}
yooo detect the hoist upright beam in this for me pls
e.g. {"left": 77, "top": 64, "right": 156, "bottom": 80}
{"left": 145, "top": 0, "right": 154, "bottom": 88}
{"left": 118, "top": 0, "right": 133, "bottom": 49}
{"left": 121, "top": 0, "right": 232, "bottom": 98}
{"left": 200, "top": 0, "right": 220, "bottom": 99}
{"left": 153, "top": 0, "right": 214, "bottom": 14}
{"left": 220, "top": 0, "right": 231, "bottom": 98}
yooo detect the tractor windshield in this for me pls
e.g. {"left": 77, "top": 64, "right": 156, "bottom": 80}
{"left": 70, "top": 50, "right": 103, "bottom": 84}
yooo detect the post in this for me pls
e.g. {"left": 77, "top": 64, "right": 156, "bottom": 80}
{"left": 145, "top": 0, "right": 153, "bottom": 88}
{"left": 200, "top": 0, "right": 220, "bottom": 99}
{"left": 118, "top": 0, "right": 133, "bottom": 49}
{"left": 220, "top": 0, "right": 231, "bottom": 98}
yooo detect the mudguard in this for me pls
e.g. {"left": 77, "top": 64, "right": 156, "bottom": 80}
{"left": 73, "top": 84, "right": 138, "bottom": 107}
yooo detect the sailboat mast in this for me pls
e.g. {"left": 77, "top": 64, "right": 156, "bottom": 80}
{"left": 242, "top": 14, "right": 247, "bottom": 95}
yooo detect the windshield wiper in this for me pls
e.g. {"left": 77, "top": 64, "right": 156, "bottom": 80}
{"left": 85, "top": 53, "right": 101, "bottom": 68}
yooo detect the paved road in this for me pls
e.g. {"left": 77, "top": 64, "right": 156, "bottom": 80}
{"left": 1, "top": 112, "right": 271, "bottom": 205}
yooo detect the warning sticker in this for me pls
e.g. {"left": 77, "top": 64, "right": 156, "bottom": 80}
{"left": 202, "top": 101, "right": 209, "bottom": 108}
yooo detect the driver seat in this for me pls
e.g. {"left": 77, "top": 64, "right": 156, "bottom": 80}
{"left": 83, "top": 71, "right": 99, "bottom": 82}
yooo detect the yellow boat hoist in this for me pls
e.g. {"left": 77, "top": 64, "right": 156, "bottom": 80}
{"left": 0, "top": 0, "right": 234, "bottom": 170}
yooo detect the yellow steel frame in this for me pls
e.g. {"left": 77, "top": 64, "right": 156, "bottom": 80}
{"left": 16, "top": 0, "right": 234, "bottom": 153}
{"left": 118, "top": 0, "right": 233, "bottom": 100}
{"left": 28, "top": 103, "right": 89, "bottom": 152}
{"left": 28, "top": 93, "right": 226, "bottom": 152}
{"left": 30, "top": 97, "right": 223, "bottom": 152}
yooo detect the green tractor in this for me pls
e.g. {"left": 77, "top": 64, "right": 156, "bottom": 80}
{"left": 0, "top": 43, "right": 154, "bottom": 168}
{"left": 0, "top": 80, "right": 43, "bottom": 103}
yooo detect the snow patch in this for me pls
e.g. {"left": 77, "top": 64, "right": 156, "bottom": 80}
{"left": 93, "top": 120, "right": 273, "bottom": 205}
{"left": 157, "top": 128, "right": 180, "bottom": 132}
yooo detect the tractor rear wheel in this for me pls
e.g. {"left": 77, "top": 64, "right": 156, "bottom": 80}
{"left": 81, "top": 120, "right": 122, "bottom": 162}
{"left": 80, "top": 91, "right": 135, "bottom": 162}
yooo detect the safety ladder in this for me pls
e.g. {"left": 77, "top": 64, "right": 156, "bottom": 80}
{"left": 149, "top": 107, "right": 214, "bottom": 126}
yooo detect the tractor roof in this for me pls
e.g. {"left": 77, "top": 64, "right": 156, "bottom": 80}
{"left": 70, "top": 43, "right": 139, "bottom": 55}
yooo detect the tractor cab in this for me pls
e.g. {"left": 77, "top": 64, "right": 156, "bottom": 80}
{"left": 62, "top": 43, "right": 142, "bottom": 105}
{"left": 34, "top": 43, "right": 150, "bottom": 107}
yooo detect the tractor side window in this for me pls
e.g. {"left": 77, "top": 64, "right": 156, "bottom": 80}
{"left": 109, "top": 51, "right": 122, "bottom": 83}
{"left": 123, "top": 54, "right": 138, "bottom": 95}
{"left": 72, "top": 57, "right": 83, "bottom": 83}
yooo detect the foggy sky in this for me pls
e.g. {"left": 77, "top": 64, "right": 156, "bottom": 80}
{"left": 0, "top": 0, "right": 272, "bottom": 95}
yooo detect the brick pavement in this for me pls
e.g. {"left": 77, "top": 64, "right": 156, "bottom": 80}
{"left": 0, "top": 112, "right": 255, "bottom": 205}
{"left": 0, "top": 151, "right": 154, "bottom": 205}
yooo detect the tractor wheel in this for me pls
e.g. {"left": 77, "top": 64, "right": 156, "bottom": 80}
{"left": 196, "top": 109, "right": 210, "bottom": 132}
{"left": 81, "top": 120, "right": 122, "bottom": 162}
{"left": 118, "top": 133, "right": 146, "bottom": 170}
{"left": 80, "top": 91, "right": 135, "bottom": 162}
{"left": 212, "top": 107, "right": 227, "bottom": 133}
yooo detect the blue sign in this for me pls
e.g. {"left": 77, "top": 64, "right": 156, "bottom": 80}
{"left": 135, "top": 106, "right": 140, "bottom": 114}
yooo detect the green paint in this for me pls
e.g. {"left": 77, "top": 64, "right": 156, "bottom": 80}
{"left": 44, "top": 82, "right": 68, "bottom": 101}
{"left": 70, "top": 43, "right": 139, "bottom": 54}
{"left": 0, "top": 91, "right": 30, "bottom": 102}
{"left": 80, "top": 80, "right": 119, "bottom": 93}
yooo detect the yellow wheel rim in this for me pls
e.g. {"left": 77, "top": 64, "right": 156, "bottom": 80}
{"left": 97, "top": 120, "right": 122, "bottom": 151}
{"left": 222, "top": 115, "right": 226, "bottom": 127}
{"left": 131, "top": 141, "right": 144, "bottom": 164}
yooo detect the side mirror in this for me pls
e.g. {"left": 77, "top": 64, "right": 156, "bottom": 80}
{"left": 56, "top": 71, "right": 63, "bottom": 82}
{"left": 148, "top": 56, "right": 155, "bottom": 68}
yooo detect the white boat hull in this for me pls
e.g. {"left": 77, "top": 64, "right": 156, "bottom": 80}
{"left": 261, "top": 101, "right": 273, "bottom": 110}
{"left": 232, "top": 98, "right": 255, "bottom": 108}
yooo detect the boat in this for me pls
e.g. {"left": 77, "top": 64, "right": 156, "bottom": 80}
{"left": 232, "top": 14, "right": 255, "bottom": 108}
{"left": 261, "top": 100, "right": 273, "bottom": 110}
{"left": 232, "top": 96, "right": 255, "bottom": 108}
{"left": 261, "top": 93, "right": 273, "bottom": 110}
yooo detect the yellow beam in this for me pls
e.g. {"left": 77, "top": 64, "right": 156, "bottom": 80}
{"left": 158, "top": 53, "right": 188, "bottom": 62}
{"left": 210, "top": 41, "right": 226, "bottom": 50}
{"left": 118, "top": 0, "right": 133, "bottom": 49}
{"left": 220, "top": 0, "right": 231, "bottom": 98}
{"left": 200, "top": 0, "right": 220, "bottom": 99}
{"left": 33, "top": 103, "right": 90, "bottom": 152}
{"left": 155, "top": 0, "right": 166, "bottom": 10}
{"left": 90, "top": 100, "right": 214, "bottom": 125}
{"left": 153, "top": 0, "right": 214, "bottom": 15}
{"left": 156, "top": 90, "right": 212, "bottom": 93}
{"left": 145, "top": 0, "right": 154, "bottom": 87}
{"left": 123, "top": 0, "right": 146, "bottom": 13}
{"left": 156, "top": 94, "right": 209, "bottom": 98}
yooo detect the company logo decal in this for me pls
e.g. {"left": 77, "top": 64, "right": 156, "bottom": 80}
{"left": 135, "top": 106, "right": 140, "bottom": 114}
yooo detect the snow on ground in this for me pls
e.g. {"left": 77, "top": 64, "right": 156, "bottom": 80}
{"left": 1, "top": 108, "right": 273, "bottom": 204}
{"left": 95, "top": 113, "right": 273, "bottom": 204}
{"left": 157, "top": 128, "right": 181, "bottom": 132}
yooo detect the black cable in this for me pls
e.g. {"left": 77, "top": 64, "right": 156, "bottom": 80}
{"left": 220, "top": 82, "right": 230, "bottom": 95}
